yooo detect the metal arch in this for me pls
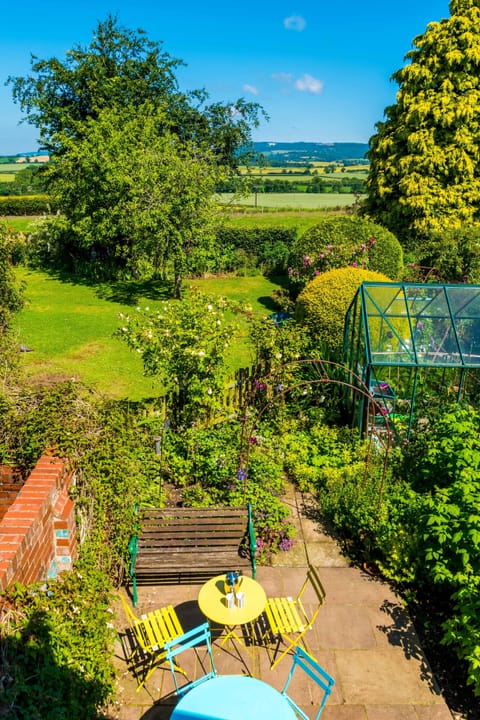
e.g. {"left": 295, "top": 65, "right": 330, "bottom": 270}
{"left": 237, "top": 358, "right": 392, "bottom": 509}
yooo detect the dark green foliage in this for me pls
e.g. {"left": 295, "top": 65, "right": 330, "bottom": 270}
{"left": 213, "top": 226, "right": 296, "bottom": 274}
{"left": 288, "top": 216, "right": 403, "bottom": 291}
{"left": 1, "top": 572, "right": 115, "bottom": 719}
{"left": 7, "top": 15, "right": 264, "bottom": 168}
{"left": 416, "top": 224, "right": 480, "bottom": 283}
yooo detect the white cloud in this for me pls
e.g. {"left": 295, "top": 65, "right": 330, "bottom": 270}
{"left": 243, "top": 84, "right": 259, "bottom": 96}
{"left": 295, "top": 73, "right": 324, "bottom": 94}
{"left": 283, "top": 15, "right": 306, "bottom": 31}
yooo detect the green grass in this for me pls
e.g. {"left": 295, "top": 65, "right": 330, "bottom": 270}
{"left": 13, "top": 268, "right": 284, "bottom": 398}
{"left": 217, "top": 192, "right": 363, "bottom": 210}
{"left": 3, "top": 217, "right": 40, "bottom": 232}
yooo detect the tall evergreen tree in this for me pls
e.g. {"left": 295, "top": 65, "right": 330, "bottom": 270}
{"left": 365, "top": 1, "right": 480, "bottom": 247}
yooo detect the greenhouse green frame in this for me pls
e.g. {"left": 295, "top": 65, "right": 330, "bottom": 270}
{"left": 344, "top": 281, "right": 480, "bottom": 440}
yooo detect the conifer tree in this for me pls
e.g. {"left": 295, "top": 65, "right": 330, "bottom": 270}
{"left": 366, "top": 1, "right": 480, "bottom": 247}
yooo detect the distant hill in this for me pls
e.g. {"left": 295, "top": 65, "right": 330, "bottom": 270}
{"left": 253, "top": 141, "right": 369, "bottom": 164}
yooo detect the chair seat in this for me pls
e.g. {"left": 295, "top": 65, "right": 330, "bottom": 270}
{"left": 120, "top": 592, "right": 185, "bottom": 691}
{"left": 139, "top": 606, "right": 184, "bottom": 652}
{"left": 264, "top": 597, "right": 309, "bottom": 635}
{"left": 260, "top": 564, "right": 326, "bottom": 670}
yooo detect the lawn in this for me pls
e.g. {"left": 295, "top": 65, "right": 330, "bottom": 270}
{"left": 14, "top": 268, "right": 283, "bottom": 399}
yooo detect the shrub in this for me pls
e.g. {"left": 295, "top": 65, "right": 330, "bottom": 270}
{"left": 416, "top": 224, "right": 480, "bottom": 284}
{"left": 288, "top": 216, "right": 402, "bottom": 292}
{"left": 213, "top": 226, "right": 296, "bottom": 275}
{"left": 295, "top": 266, "right": 391, "bottom": 359}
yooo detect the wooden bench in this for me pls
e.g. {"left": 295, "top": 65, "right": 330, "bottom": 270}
{"left": 128, "top": 504, "right": 257, "bottom": 606}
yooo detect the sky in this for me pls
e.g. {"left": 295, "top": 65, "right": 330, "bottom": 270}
{"left": 0, "top": 0, "right": 452, "bottom": 155}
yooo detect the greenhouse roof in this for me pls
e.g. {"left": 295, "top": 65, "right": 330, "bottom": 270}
{"left": 354, "top": 282, "right": 480, "bottom": 368}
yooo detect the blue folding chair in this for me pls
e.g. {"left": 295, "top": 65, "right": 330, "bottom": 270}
{"left": 281, "top": 646, "right": 335, "bottom": 720}
{"left": 163, "top": 622, "right": 217, "bottom": 697}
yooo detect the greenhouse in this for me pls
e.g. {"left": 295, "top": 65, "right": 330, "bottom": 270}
{"left": 344, "top": 282, "right": 480, "bottom": 441}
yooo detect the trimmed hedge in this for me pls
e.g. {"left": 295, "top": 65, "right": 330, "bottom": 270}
{"left": 295, "top": 266, "right": 391, "bottom": 359}
{"left": 0, "top": 195, "right": 57, "bottom": 216}
{"left": 288, "top": 216, "right": 403, "bottom": 290}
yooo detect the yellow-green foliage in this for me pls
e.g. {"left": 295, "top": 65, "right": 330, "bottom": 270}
{"left": 295, "top": 266, "right": 391, "bottom": 358}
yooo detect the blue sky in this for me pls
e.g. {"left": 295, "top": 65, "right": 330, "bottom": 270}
{"left": 0, "top": 0, "right": 451, "bottom": 154}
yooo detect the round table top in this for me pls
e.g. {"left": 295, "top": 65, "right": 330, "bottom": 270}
{"left": 198, "top": 574, "right": 267, "bottom": 626}
{"left": 170, "top": 674, "right": 296, "bottom": 720}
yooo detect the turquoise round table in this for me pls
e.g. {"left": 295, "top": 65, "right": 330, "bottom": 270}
{"left": 170, "top": 675, "right": 297, "bottom": 720}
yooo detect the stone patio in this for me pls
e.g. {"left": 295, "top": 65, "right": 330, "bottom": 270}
{"left": 109, "top": 489, "right": 453, "bottom": 720}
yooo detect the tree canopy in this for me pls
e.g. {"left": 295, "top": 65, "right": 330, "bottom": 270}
{"left": 10, "top": 16, "right": 265, "bottom": 291}
{"left": 8, "top": 15, "right": 264, "bottom": 169}
{"left": 365, "top": 0, "right": 480, "bottom": 247}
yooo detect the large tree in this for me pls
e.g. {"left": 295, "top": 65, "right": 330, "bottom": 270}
{"left": 8, "top": 15, "right": 263, "bottom": 169}
{"left": 9, "top": 16, "right": 264, "bottom": 291}
{"left": 365, "top": 0, "right": 480, "bottom": 247}
{"left": 45, "top": 104, "right": 223, "bottom": 293}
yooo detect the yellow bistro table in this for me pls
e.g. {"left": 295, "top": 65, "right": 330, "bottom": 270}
{"left": 198, "top": 574, "right": 267, "bottom": 654}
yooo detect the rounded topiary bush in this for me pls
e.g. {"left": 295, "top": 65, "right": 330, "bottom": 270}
{"left": 288, "top": 216, "right": 403, "bottom": 291}
{"left": 295, "top": 266, "right": 391, "bottom": 358}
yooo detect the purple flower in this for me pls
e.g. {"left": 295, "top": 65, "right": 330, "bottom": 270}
{"left": 279, "top": 536, "right": 294, "bottom": 552}
{"left": 276, "top": 384, "right": 283, "bottom": 392}
{"left": 248, "top": 436, "right": 258, "bottom": 445}
{"left": 314, "top": 269, "right": 320, "bottom": 276}
{"left": 237, "top": 466, "right": 247, "bottom": 481}
{"left": 352, "top": 262, "right": 359, "bottom": 268}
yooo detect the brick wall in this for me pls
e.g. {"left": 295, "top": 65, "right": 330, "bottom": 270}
{"left": 0, "top": 454, "right": 77, "bottom": 591}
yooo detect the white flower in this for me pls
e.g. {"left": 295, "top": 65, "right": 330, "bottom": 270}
{"left": 207, "top": 388, "right": 213, "bottom": 395}
{"left": 136, "top": 348, "right": 142, "bottom": 354}
{"left": 198, "top": 351, "right": 205, "bottom": 357}
{"left": 275, "top": 352, "right": 282, "bottom": 360}
{"left": 207, "top": 304, "right": 213, "bottom": 311}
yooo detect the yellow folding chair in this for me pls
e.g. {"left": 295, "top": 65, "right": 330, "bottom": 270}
{"left": 261, "top": 564, "right": 326, "bottom": 670}
{"left": 119, "top": 591, "right": 186, "bottom": 691}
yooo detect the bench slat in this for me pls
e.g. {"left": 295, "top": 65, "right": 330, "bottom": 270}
{"left": 128, "top": 504, "right": 256, "bottom": 600}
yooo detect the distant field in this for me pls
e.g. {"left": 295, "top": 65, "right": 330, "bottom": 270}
{"left": 217, "top": 193, "right": 362, "bottom": 210}
{"left": 0, "top": 173, "right": 15, "bottom": 182}
{"left": 0, "top": 163, "right": 38, "bottom": 172}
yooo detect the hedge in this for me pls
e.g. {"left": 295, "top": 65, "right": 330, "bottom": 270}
{"left": 0, "top": 195, "right": 58, "bottom": 216}
{"left": 288, "top": 216, "right": 403, "bottom": 291}
{"left": 295, "top": 266, "right": 391, "bottom": 359}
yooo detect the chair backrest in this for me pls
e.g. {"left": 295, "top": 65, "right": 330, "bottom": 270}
{"left": 163, "top": 622, "right": 217, "bottom": 695}
{"left": 281, "top": 646, "right": 334, "bottom": 720}
{"left": 119, "top": 590, "right": 153, "bottom": 654}
{"left": 298, "top": 565, "right": 326, "bottom": 605}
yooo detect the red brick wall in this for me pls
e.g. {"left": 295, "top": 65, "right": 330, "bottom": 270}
{"left": 0, "top": 455, "right": 77, "bottom": 591}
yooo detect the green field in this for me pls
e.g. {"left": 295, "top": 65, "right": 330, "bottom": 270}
{"left": 217, "top": 192, "right": 362, "bottom": 210}
{"left": 13, "top": 268, "right": 282, "bottom": 399}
